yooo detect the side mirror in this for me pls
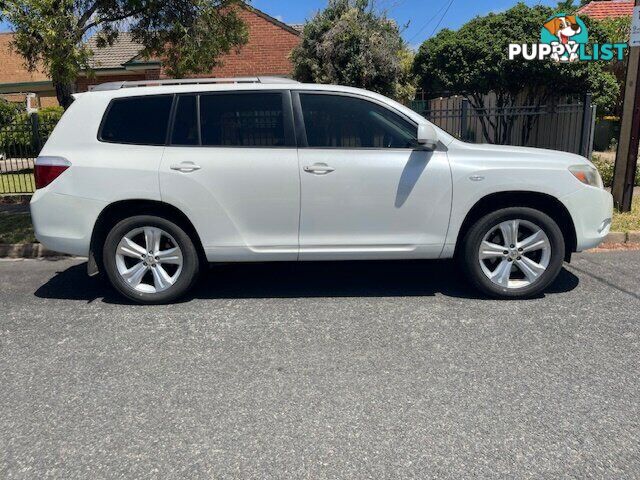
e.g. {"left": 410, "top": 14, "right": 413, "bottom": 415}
{"left": 417, "top": 122, "right": 438, "bottom": 150}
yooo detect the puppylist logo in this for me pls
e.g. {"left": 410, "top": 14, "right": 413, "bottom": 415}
{"left": 509, "top": 13, "right": 627, "bottom": 62}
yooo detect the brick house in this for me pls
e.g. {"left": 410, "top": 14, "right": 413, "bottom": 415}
{"left": 0, "top": 5, "right": 301, "bottom": 108}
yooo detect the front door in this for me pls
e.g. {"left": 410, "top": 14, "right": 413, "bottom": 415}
{"left": 295, "top": 92, "right": 452, "bottom": 260}
{"left": 160, "top": 91, "right": 300, "bottom": 261}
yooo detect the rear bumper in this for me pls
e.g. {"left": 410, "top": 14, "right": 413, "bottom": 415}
{"left": 561, "top": 186, "right": 613, "bottom": 252}
{"left": 30, "top": 189, "right": 106, "bottom": 257}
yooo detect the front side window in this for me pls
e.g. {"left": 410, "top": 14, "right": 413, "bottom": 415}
{"left": 100, "top": 95, "right": 173, "bottom": 145}
{"left": 300, "top": 93, "right": 417, "bottom": 149}
{"left": 200, "top": 93, "right": 286, "bottom": 147}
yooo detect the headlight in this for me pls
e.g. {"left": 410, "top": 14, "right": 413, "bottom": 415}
{"left": 569, "top": 164, "right": 603, "bottom": 189}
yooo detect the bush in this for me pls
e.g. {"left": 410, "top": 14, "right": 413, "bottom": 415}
{"left": 0, "top": 108, "right": 63, "bottom": 157}
{"left": 591, "top": 153, "right": 640, "bottom": 187}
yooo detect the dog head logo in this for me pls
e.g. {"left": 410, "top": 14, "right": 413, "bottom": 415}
{"left": 540, "top": 13, "right": 588, "bottom": 62}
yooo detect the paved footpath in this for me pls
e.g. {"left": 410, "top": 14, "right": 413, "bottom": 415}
{"left": 1, "top": 252, "right": 639, "bottom": 478}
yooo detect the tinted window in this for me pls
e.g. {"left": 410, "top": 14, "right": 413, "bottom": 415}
{"left": 100, "top": 95, "right": 173, "bottom": 145}
{"left": 171, "top": 95, "right": 199, "bottom": 146}
{"left": 200, "top": 93, "right": 285, "bottom": 147}
{"left": 300, "top": 94, "right": 417, "bottom": 148}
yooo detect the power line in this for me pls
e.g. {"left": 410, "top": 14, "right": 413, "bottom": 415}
{"left": 430, "top": 0, "right": 456, "bottom": 37}
{"left": 407, "top": 1, "right": 449, "bottom": 43}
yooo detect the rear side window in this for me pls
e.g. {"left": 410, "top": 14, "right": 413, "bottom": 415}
{"left": 200, "top": 93, "right": 285, "bottom": 147}
{"left": 171, "top": 95, "right": 199, "bottom": 146}
{"left": 99, "top": 95, "right": 173, "bottom": 145}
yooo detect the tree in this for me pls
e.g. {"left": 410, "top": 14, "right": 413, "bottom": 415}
{"left": 412, "top": 2, "right": 620, "bottom": 143}
{"left": 2, "top": 0, "right": 249, "bottom": 108}
{"left": 291, "top": 0, "right": 417, "bottom": 103}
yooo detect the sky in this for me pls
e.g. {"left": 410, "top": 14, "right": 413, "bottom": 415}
{"left": 0, "top": 0, "right": 560, "bottom": 48}
{"left": 252, "top": 0, "right": 559, "bottom": 48}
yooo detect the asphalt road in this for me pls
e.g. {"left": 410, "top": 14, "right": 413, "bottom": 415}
{"left": 1, "top": 252, "right": 639, "bottom": 479}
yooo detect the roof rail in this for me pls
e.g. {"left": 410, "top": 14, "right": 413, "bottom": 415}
{"left": 91, "top": 76, "right": 299, "bottom": 92}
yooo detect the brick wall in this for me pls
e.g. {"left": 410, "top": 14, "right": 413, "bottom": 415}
{"left": 75, "top": 70, "right": 159, "bottom": 92}
{"left": 162, "top": 8, "right": 301, "bottom": 79}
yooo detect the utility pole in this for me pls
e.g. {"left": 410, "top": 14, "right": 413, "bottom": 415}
{"left": 612, "top": 0, "right": 640, "bottom": 212}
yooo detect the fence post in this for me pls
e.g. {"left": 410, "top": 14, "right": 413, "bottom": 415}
{"left": 460, "top": 99, "right": 469, "bottom": 141}
{"left": 579, "top": 93, "right": 592, "bottom": 158}
{"left": 29, "top": 111, "right": 42, "bottom": 155}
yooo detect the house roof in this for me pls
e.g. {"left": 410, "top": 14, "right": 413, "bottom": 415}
{"left": 85, "top": 32, "right": 155, "bottom": 70}
{"left": 577, "top": 1, "right": 635, "bottom": 19}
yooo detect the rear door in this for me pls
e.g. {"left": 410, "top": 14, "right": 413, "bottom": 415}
{"left": 160, "top": 90, "right": 300, "bottom": 261}
{"left": 294, "top": 91, "right": 452, "bottom": 260}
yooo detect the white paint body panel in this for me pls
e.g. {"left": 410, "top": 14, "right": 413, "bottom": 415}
{"left": 160, "top": 147, "right": 300, "bottom": 261}
{"left": 30, "top": 82, "right": 613, "bottom": 262}
{"left": 298, "top": 148, "right": 451, "bottom": 260}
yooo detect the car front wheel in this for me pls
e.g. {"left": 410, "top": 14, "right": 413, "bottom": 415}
{"left": 460, "top": 207, "right": 565, "bottom": 299}
{"left": 103, "top": 215, "right": 200, "bottom": 304}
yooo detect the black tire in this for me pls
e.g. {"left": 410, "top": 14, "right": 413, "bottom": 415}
{"left": 460, "top": 207, "right": 565, "bottom": 299}
{"left": 102, "top": 215, "right": 200, "bottom": 304}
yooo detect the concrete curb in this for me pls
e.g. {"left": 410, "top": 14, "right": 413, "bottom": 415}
{"left": 0, "top": 243, "right": 68, "bottom": 259}
{"left": 604, "top": 231, "right": 640, "bottom": 244}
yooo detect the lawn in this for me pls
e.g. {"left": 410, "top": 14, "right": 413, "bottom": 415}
{"left": 0, "top": 213, "right": 36, "bottom": 244}
{"left": 611, "top": 196, "right": 640, "bottom": 233}
{"left": 0, "top": 173, "right": 35, "bottom": 194}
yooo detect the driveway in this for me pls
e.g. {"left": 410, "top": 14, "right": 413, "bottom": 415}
{"left": 1, "top": 252, "right": 639, "bottom": 478}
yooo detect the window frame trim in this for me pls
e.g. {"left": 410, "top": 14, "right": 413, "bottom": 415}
{"left": 97, "top": 94, "right": 175, "bottom": 147}
{"left": 292, "top": 90, "right": 420, "bottom": 151}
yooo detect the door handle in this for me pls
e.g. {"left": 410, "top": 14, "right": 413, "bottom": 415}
{"left": 303, "top": 163, "right": 335, "bottom": 175}
{"left": 170, "top": 161, "right": 201, "bottom": 173}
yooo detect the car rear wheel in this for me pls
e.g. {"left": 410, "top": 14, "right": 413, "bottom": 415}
{"left": 460, "top": 207, "right": 565, "bottom": 299}
{"left": 103, "top": 215, "right": 200, "bottom": 304}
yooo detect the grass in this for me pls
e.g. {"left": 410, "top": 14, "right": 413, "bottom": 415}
{"left": 0, "top": 173, "right": 35, "bottom": 194}
{"left": 611, "top": 196, "right": 640, "bottom": 234}
{"left": 0, "top": 213, "right": 36, "bottom": 244}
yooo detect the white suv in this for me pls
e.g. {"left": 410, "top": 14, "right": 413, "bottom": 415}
{"left": 30, "top": 77, "right": 613, "bottom": 303}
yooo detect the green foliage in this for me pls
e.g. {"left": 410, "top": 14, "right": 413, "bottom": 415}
{"left": 0, "top": 109, "right": 62, "bottom": 157}
{"left": 591, "top": 154, "right": 640, "bottom": 188}
{"left": 0, "top": 213, "right": 36, "bottom": 243}
{"left": 291, "top": 0, "right": 416, "bottom": 102}
{"left": 0, "top": 100, "right": 22, "bottom": 128}
{"left": 2, "top": 0, "right": 249, "bottom": 107}
{"left": 413, "top": 3, "right": 622, "bottom": 115}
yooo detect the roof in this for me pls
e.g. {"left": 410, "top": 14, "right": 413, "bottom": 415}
{"left": 85, "top": 32, "right": 154, "bottom": 70}
{"left": 577, "top": 1, "right": 635, "bottom": 19}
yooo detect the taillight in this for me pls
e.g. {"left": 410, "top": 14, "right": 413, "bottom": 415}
{"left": 34, "top": 156, "right": 71, "bottom": 189}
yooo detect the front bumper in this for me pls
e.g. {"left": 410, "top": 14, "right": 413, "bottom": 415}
{"left": 561, "top": 186, "right": 613, "bottom": 252}
{"left": 30, "top": 189, "right": 107, "bottom": 257}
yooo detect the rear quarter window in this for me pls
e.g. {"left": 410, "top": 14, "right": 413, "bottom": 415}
{"left": 99, "top": 95, "right": 173, "bottom": 145}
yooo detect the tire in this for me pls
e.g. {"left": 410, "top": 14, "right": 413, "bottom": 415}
{"left": 102, "top": 215, "right": 200, "bottom": 304}
{"left": 460, "top": 207, "right": 565, "bottom": 299}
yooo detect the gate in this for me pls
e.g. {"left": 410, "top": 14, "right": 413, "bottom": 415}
{"left": 0, "top": 113, "right": 59, "bottom": 195}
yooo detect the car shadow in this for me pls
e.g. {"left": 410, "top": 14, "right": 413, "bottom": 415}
{"left": 34, "top": 259, "right": 580, "bottom": 304}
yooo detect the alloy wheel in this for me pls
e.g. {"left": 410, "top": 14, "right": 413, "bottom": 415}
{"left": 115, "top": 226, "right": 183, "bottom": 294}
{"left": 478, "top": 219, "right": 551, "bottom": 289}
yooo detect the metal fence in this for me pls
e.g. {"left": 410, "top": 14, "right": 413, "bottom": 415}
{"left": 0, "top": 113, "right": 58, "bottom": 195}
{"left": 410, "top": 93, "right": 596, "bottom": 157}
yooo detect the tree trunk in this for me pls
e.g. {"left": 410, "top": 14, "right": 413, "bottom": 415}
{"left": 54, "top": 80, "right": 75, "bottom": 110}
